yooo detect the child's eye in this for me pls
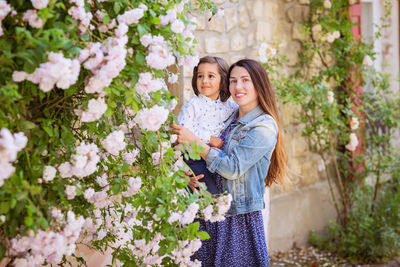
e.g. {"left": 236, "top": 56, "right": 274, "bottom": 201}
{"left": 209, "top": 75, "right": 215, "bottom": 79}
{"left": 197, "top": 75, "right": 203, "bottom": 79}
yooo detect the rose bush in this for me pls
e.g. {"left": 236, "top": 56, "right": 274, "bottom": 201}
{"left": 0, "top": 0, "right": 230, "bottom": 266}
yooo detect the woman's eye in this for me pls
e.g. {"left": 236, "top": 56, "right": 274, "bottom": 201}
{"left": 209, "top": 75, "right": 215, "bottom": 79}
{"left": 230, "top": 80, "right": 237, "bottom": 84}
{"left": 197, "top": 75, "right": 203, "bottom": 79}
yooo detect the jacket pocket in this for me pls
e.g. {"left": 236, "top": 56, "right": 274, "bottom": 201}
{"left": 231, "top": 128, "right": 248, "bottom": 142}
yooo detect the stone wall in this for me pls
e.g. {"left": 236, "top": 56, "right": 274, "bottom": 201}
{"left": 181, "top": 0, "right": 338, "bottom": 253}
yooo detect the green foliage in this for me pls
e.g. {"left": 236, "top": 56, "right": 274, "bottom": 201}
{"left": 310, "top": 174, "right": 400, "bottom": 263}
{"left": 0, "top": 0, "right": 226, "bottom": 266}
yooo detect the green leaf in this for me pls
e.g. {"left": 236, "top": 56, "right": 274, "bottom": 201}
{"left": 151, "top": 17, "right": 161, "bottom": 24}
{"left": 105, "top": 108, "right": 113, "bottom": 117}
{"left": 16, "top": 192, "right": 28, "bottom": 201}
{"left": 197, "top": 231, "right": 210, "bottom": 240}
{"left": 0, "top": 202, "right": 10, "bottom": 214}
{"left": 55, "top": 2, "right": 66, "bottom": 10}
{"left": 37, "top": 217, "right": 49, "bottom": 229}
{"left": 0, "top": 243, "right": 5, "bottom": 260}
{"left": 103, "top": 15, "right": 111, "bottom": 25}
{"left": 112, "top": 183, "right": 121, "bottom": 194}
{"left": 24, "top": 216, "right": 33, "bottom": 226}
{"left": 81, "top": 33, "right": 90, "bottom": 41}
{"left": 68, "top": 47, "right": 81, "bottom": 55}
{"left": 135, "top": 53, "right": 145, "bottom": 64}
{"left": 43, "top": 125, "right": 53, "bottom": 137}
{"left": 130, "top": 36, "right": 139, "bottom": 45}
{"left": 137, "top": 24, "right": 148, "bottom": 36}
{"left": 113, "top": 2, "right": 121, "bottom": 14}
{"left": 18, "top": 119, "right": 37, "bottom": 130}
{"left": 156, "top": 206, "right": 166, "bottom": 218}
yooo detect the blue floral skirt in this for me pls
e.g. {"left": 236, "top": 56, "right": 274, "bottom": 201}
{"left": 192, "top": 174, "right": 270, "bottom": 267}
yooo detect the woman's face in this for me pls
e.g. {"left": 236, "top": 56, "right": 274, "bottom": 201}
{"left": 196, "top": 63, "right": 221, "bottom": 100}
{"left": 229, "top": 66, "right": 259, "bottom": 111}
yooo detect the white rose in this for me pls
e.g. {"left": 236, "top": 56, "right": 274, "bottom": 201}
{"left": 43, "top": 165, "right": 56, "bottom": 181}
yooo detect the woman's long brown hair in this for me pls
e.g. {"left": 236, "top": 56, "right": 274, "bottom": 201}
{"left": 228, "top": 59, "right": 288, "bottom": 186}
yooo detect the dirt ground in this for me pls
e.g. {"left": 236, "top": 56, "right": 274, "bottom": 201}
{"left": 269, "top": 246, "right": 400, "bottom": 267}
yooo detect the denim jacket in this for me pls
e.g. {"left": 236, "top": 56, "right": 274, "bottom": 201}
{"left": 205, "top": 106, "right": 278, "bottom": 216}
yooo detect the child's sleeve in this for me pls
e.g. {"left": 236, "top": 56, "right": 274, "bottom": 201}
{"left": 177, "top": 99, "right": 196, "bottom": 130}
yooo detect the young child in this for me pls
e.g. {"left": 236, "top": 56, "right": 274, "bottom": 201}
{"left": 178, "top": 56, "right": 237, "bottom": 194}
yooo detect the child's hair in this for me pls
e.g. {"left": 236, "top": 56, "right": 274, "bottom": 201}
{"left": 191, "top": 56, "right": 230, "bottom": 102}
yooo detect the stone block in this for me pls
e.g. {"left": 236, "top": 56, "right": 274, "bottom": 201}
{"left": 299, "top": 154, "right": 324, "bottom": 186}
{"left": 212, "top": 0, "right": 226, "bottom": 4}
{"left": 204, "top": 36, "right": 230, "bottom": 53}
{"left": 183, "top": 63, "right": 193, "bottom": 78}
{"left": 193, "top": 41, "right": 203, "bottom": 54}
{"left": 272, "top": 22, "right": 292, "bottom": 42}
{"left": 253, "top": 0, "right": 264, "bottom": 19}
{"left": 246, "top": 1, "right": 255, "bottom": 20}
{"left": 299, "top": 0, "right": 310, "bottom": 4}
{"left": 292, "top": 23, "right": 308, "bottom": 41}
{"left": 239, "top": 5, "right": 250, "bottom": 28}
{"left": 288, "top": 135, "right": 309, "bottom": 158}
{"left": 310, "top": 53, "right": 323, "bottom": 68}
{"left": 268, "top": 181, "right": 338, "bottom": 252}
{"left": 231, "top": 0, "right": 239, "bottom": 2}
{"left": 264, "top": 1, "right": 279, "bottom": 20}
{"left": 280, "top": 103, "right": 301, "bottom": 126}
{"left": 225, "top": 7, "right": 238, "bottom": 32}
{"left": 195, "top": 14, "right": 206, "bottom": 30}
{"left": 207, "top": 16, "right": 224, "bottom": 33}
{"left": 231, "top": 32, "right": 246, "bottom": 51}
{"left": 247, "top": 32, "right": 255, "bottom": 47}
{"left": 229, "top": 54, "right": 245, "bottom": 65}
{"left": 282, "top": 40, "right": 301, "bottom": 66}
{"left": 256, "top": 21, "right": 273, "bottom": 41}
{"left": 286, "top": 5, "right": 309, "bottom": 22}
{"left": 287, "top": 157, "right": 302, "bottom": 183}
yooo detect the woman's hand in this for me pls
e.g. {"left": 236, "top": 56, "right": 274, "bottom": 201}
{"left": 185, "top": 171, "right": 205, "bottom": 191}
{"left": 171, "top": 124, "right": 199, "bottom": 145}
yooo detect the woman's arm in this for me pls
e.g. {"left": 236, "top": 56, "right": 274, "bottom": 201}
{"left": 206, "top": 124, "right": 277, "bottom": 180}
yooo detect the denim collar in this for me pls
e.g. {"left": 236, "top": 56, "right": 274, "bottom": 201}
{"left": 237, "top": 105, "right": 265, "bottom": 124}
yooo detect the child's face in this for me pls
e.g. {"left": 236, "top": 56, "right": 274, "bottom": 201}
{"left": 196, "top": 63, "right": 221, "bottom": 100}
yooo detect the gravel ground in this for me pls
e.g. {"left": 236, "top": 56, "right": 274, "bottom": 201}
{"left": 269, "top": 246, "right": 400, "bottom": 267}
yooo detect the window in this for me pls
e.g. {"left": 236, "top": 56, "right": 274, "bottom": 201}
{"left": 361, "top": 0, "right": 382, "bottom": 72}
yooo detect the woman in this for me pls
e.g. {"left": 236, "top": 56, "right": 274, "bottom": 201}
{"left": 172, "top": 59, "right": 287, "bottom": 266}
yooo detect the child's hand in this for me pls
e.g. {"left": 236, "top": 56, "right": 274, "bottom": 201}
{"left": 209, "top": 136, "right": 224, "bottom": 148}
{"left": 171, "top": 124, "right": 198, "bottom": 144}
